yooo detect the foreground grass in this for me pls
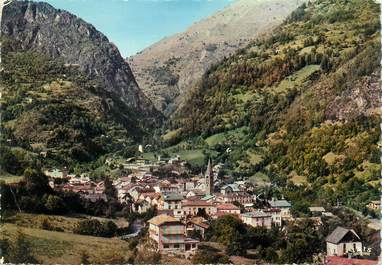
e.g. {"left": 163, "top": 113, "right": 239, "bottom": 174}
{"left": 2, "top": 223, "right": 132, "bottom": 264}
{"left": 5, "top": 212, "right": 128, "bottom": 233}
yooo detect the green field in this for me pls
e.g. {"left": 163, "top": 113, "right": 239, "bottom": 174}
{"left": 205, "top": 127, "right": 248, "bottom": 147}
{"left": 5, "top": 212, "right": 128, "bottom": 233}
{"left": 3, "top": 223, "right": 132, "bottom": 264}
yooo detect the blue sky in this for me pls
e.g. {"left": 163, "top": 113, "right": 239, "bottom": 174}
{"left": 44, "top": 0, "right": 232, "bottom": 57}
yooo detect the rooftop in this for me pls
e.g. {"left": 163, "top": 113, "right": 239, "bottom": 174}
{"left": 268, "top": 199, "right": 291, "bottom": 208}
{"left": 326, "top": 226, "right": 360, "bottom": 244}
{"left": 148, "top": 214, "right": 180, "bottom": 226}
{"left": 163, "top": 193, "right": 184, "bottom": 201}
{"left": 217, "top": 204, "right": 240, "bottom": 210}
{"left": 241, "top": 211, "right": 271, "bottom": 218}
{"left": 325, "top": 256, "right": 378, "bottom": 265}
{"left": 309, "top": 206, "right": 326, "bottom": 212}
{"left": 182, "top": 199, "right": 214, "bottom": 207}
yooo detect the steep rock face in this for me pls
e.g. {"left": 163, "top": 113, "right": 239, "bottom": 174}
{"left": 2, "top": 1, "right": 162, "bottom": 126}
{"left": 129, "top": 0, "right": 306, "bottom": 115}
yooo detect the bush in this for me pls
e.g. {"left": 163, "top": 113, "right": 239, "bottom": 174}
{"left": 73, "top": 219, "right": 117, "bottom": 237}
{"left": 44, "top": 195, "right": 66, "bottom": 214}
{"left": 192, "top": 249, "right": 231, "bottom": 264}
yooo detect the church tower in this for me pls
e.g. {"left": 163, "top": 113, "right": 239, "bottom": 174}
{"left": 205, "top": 159, "right": 214, "bottom": 195}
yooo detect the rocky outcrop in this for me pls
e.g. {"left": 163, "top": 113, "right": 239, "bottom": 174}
{"left": 2, "top": 1, "right": 162, "bottom": 127}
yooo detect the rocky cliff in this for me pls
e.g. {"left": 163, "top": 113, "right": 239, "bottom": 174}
{"left": 2, "top": 1, "right": 162, "bottom": 126}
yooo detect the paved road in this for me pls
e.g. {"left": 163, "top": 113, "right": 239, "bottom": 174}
{"left": 118, "top": 219, "right": 143, "bottom": 239}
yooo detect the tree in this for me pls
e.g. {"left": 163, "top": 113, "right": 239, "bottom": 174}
{"left": 44, "top": 195, "right": 66, "bottom": 214}
{"left": 104, "top": 177, "right": 117, "bottom": 200}
{"left": 24, "top": 167, "right": 50, "bottom": 195}
{"left": 0, "top": 146, "right": 22, "bottom": 175}
{"left": 280, "top": 239, "right": 310, "bottom": 263}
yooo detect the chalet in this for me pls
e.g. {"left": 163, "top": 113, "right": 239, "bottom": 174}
{"left": 267, "top": 198, "right": 292, "bottom": 220}
{"left": 240, "top": 211, "right": 272, "bottom": 229}
{"left": 326, "top": 227, "right": 363, "bottom": 257}
{"left": 148, "top": 215, "right": 199, "bottom": 254}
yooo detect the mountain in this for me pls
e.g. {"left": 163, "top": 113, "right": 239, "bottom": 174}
{"left": 169, "top": 0, "right": 381, "bottom": 211}
{"left": 2, "top": 1, "right": 162, "bottom": 126}
{"left": 129, "top": 0, "right": 307, "bottom": 115}
{"left": 0, "top": 1, "right": 162, "bottom": 171}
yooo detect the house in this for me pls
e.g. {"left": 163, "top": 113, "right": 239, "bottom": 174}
{"left": 216, "top": 204, "right": 241, "bottom": 215}
{"left": 148, "top": 215, "right": 199, "bottom": 254}
{"left": 162, "top": 193, "right": 184, "bottom": 218}
{"left": 267, "top": 198, "right": 292, "bottom": 220}
{"left": 325, "top": 256, "right": 378, "bottom": 265}
{"left": 220, "top": 184, "right": 241, "bottom": 195}
{"left": 186, "top": 217, "right": 210, "bottom": 239}
{"left": 240, "top": 211, "right": 272, "bottom": 229}
{"left": 326, "top": 227, "right": 363, "bottom": 257}
{"left": 182, "top": 199, "right": 217, "bottom": 217}
{"left": 262, "top": 208, "right": 282, "bottom": 226}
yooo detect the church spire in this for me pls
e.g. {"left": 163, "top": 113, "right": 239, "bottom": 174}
{"left": 205, "top": 158, "right": 213, "bottom": 195}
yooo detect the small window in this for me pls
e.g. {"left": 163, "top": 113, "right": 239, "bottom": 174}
{"left": 163, "top": 244, "right": 169, "bottom": 249}
{"left": 174, "top": 244, "right": 180, "bottom": 249}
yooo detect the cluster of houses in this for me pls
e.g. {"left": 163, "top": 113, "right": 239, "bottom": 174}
{"left": 45, "top": 158, "right": 380, "bottom": 263}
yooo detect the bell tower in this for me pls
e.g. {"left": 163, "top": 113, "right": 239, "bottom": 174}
{"left": 205, "top": 159, "right": 213, "bottom": 195}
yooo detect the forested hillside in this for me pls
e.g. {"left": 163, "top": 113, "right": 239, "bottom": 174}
{"left": 0, "top": 44, "right": 144, "bottom": 174}
{"left": 129, "top": 0, "right": 306, "bottom": 115}
{"left": 0, "top": 1, "right": 163, "bottom": 175}
{"left": 170, "top": 0, "right": 381, "bottom": 211}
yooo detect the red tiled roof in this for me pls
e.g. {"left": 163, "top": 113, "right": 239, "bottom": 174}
{"left": 182, "top": 199, "right": 214, "bottom": 207}
{"left": 216, "top": 204, "right": 240, "bottom": 210}
{"left": 326, "top": 257, "right": 378, "bottom": 265}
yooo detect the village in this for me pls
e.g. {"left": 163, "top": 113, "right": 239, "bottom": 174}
{"left": 43, "top": 148, "right": 381, "bottom": 265}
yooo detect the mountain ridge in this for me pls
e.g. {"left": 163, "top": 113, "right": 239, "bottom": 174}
{"left": 129, "top": 0, "right": 307, "bottom": 115}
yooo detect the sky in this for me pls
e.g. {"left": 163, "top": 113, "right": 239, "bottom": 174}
{"left": 43, "top": 0, "right": 233, "bottom": 57}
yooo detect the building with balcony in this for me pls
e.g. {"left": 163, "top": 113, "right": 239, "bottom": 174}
{"left": 148, "top": 214, "right": 199, "bottom": 254}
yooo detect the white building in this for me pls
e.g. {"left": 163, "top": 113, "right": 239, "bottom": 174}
{"left": 240, "top": 211, "right": 272, "bottom": 229}
{"left": 326, "top": 227, "right": 363, "bottom": 257}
